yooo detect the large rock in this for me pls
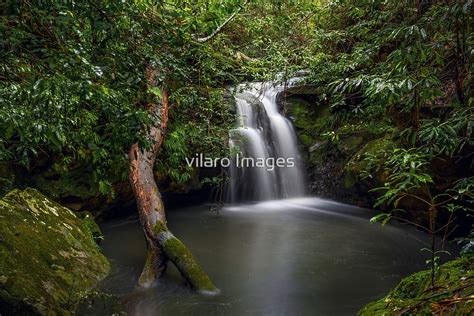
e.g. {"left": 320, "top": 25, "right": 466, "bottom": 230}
{"left": 285, "top": 94, "right": 385, "bottom": 206}
{"left": 0, "top": 188, "right": 110, "bottom": 315}
{"left": 358, "top": 256, "right": 474, "bottom": 315}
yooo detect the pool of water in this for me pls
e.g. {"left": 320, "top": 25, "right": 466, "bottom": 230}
{"left": 90, "top": 197, "right": 443, "bottom": 315}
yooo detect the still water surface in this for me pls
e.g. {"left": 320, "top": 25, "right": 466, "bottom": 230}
{"left": 95, "top": 197, "right": 437, "bottom": 315}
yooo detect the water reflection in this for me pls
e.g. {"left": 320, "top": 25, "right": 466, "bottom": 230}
{"left": 91, "top": 198, "right": 450, "bottom": 316}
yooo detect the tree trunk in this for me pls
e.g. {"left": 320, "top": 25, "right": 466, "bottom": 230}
{"left": 128, "top": 67, "right": 217, "bottom": 294}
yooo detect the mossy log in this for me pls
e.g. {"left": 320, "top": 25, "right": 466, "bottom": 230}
{"left": 128, "top": 68, "right": 217, "bottom": 293}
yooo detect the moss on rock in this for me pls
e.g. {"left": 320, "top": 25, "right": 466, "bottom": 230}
{"left": 358, "top": 256, "right": 474, "bottom": 316}
{"left": 0, "top": 188, "right": 110, "bottom": 315}
{"left": 342, "top": 135, "right": 396, "bottom": 191}
{"left": 77, "top": 211, "right": 104, "bottom": 244}
{"left": 286, "top": 97, "right": 331, "bottom": 147}
{"left": 346, "top": 135, "right": 396, "bottom": 176}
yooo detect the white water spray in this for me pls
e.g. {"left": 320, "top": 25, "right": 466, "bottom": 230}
{"left": 228, "top": 82, "right": 306, "bottom": 201}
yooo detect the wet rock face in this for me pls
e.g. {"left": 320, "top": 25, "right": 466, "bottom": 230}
{"left": 284, "top": 94, "right": 382, "bottom": 207}
{"left": 0, "top": 188, "right": 110, "bottom": 315}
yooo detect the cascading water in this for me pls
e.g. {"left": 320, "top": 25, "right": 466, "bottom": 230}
{"left": 228, "top": 82, "right": 306, "bottom": 202}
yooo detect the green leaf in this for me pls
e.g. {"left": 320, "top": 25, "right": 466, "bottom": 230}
{"left": 148, "top": 87, "right": 163, "bottom": 98}
{"left": 370, "top": 213, "right": 391, "bottom": 225}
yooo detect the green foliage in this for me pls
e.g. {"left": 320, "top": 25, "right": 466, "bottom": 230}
{"left": 159, "top": 88, "right": 233, "bottom": 186}
{"left": 1, "top": 0, "right": 323, "bottom": 193}
{"left": 306, "top": 0, "right": 474, "bottom": 221}
{"left": 1, "top": 0, "right": 473, "bottom": 211}
{"left": 0, "top": 0, "right": 252, "bottom": 192}
{"left": 0, "top": 1, "right": 160, "bottom": 193}
{"left": 369, "top": 148, "right": 433, "bottom": 208}
{"left": 306, "top": 0, "right": 473, "bottom": 129}
{"left": 300, "top": 0, "right": 474, "bottom": 286}
{"left": 417, "top": 108, "right": 474, "bottom": 156}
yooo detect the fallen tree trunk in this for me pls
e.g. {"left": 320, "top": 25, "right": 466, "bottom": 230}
{"left": 128, "top": 67, "right": 217, "bottom": 293}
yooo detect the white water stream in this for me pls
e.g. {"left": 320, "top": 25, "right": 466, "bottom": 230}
{"left": 228, "top": 82, "right": 306, "bottom": 201}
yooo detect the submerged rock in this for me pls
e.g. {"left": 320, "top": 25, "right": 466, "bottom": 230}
{"left": 358, "top": 256, "right": 474, "bottom": 315}
{"left": 0, "top": 188, "right": 110, "bottom": 315}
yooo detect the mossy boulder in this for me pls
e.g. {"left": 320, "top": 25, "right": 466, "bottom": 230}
{"left": 342, "top": 135, "right": 396, "bottom": 190}
{"left": 284, "top": 91, "right": 399, "bottom": 208}
{"left": 0, "top": 188, "right": 110, "bottom": 315}
{"left": 359, "top": 256, "right": 474, "bottom": 315}
{"left": 346, "top": 135, "right": 395, "bottom": 176}
{"left": 285, "top": 96, "right": 331, "bottom": 147}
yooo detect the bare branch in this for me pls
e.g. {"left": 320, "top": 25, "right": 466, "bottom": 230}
{"left": 194, "top": 1, "right": 248, "bottom": 43}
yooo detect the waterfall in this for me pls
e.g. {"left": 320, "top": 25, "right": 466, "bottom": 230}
{"left": 228, "top": 82, "right": 306, "bottom": 202}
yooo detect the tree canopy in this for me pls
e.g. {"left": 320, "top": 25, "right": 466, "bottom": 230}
{"left": 1, "top": 0, "right": 473, "bottom": 215}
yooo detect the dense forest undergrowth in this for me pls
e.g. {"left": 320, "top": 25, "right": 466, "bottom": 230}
{"left": 1, "top": 0, "right": 473, "bottom": 315}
